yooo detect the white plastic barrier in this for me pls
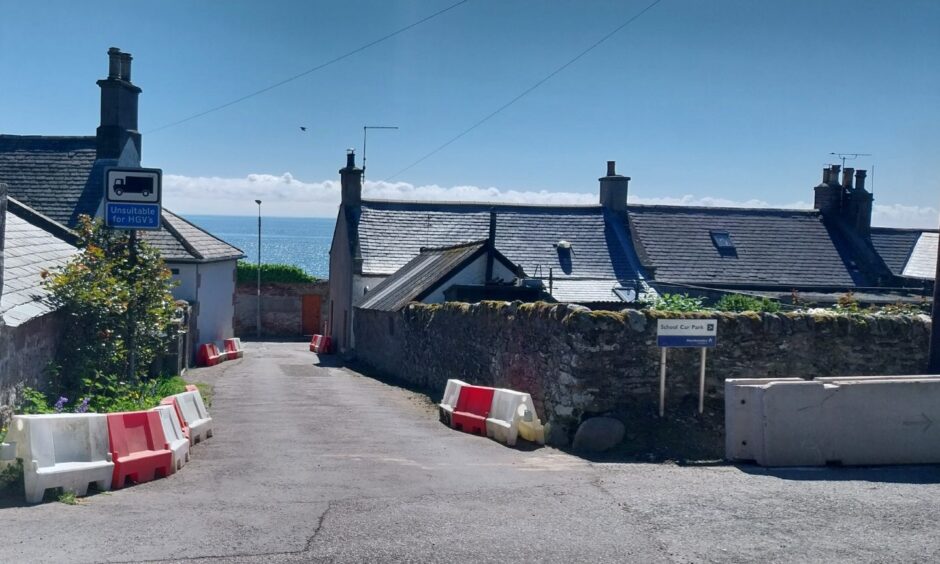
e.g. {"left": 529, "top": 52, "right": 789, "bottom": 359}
{"left": 173, "top": 390, "right": 213, "bottom": 444}
{"left": 485, "top": 389, "right": 545, "bottom": 446}
{"left": 152, "top": 405, "right": 191, "bottom": 472}
{"left": 438, "top": 379, "right": 468, "bottom": 425}
{"left": 0, "top": 442, "right": 15, "bottom": 472}
{"left": 726, "top": 376, "right": 940, "bottom": 466}
{"left": 5, "top": 414, "right": 113, "bottom": 503}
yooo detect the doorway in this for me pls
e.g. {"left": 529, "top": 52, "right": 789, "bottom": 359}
{"left": 302, "top": 294, "right": 322, "bottom": 336}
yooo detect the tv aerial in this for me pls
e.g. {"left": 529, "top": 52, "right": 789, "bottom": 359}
{"left": 829, "top": 152, "right": 872, "bottom": 169}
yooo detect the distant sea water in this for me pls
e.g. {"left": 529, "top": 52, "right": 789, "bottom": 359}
{"left": 183, "top": 215, "right": 335, "bottom": 279}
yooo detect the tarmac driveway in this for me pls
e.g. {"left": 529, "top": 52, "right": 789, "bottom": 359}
{"left": 2, "top": 341, "right": 940, "bottom": 563}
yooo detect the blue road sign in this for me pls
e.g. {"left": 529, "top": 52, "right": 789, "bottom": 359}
{"left": 106, "top": 202, "right": 161, "bottom": 230}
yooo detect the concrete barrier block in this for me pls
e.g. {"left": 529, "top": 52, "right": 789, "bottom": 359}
{"left": 152, "top": 405, "right": 191, "bottom": 472}
{"left": 438, "top": 379, "right": 468, "bottom": 426}
{"left": 726, "top": 376, "right": 940, "bottom": 466}
{"left": 107, "top": 411, "right": 174, "bottom": 489}
{"left": 6, "top": 414, "right": 114, "bottom": 504}
{"left": 172, "top": 390, "right": 213, "bottom": 444}
{"left": 451, "top": 385, "right": 494, "bottom": 436}
{"left": 224, "top": 338, "right": 243, "bottom": 359}
{"left": 485, "top": 389, "right": 545, "bottom": 446}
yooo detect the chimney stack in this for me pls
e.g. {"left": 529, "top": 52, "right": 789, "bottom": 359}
{"left": 599, "top": 160, "right": 630, "bottom": 212}
{"left": 814, "top": 165, "right": 843, "bottom": 214}
{"left": 854, "top": 169, "right": 867, "bottom": 192}
{"left": 339, "top": 149, "right": 363, "bottom": 206}
{"left": 842, "top": 167, "right": 854, "bottom": 190}
{"left": 96, "top": 47, "right": 142, "bottom": 161}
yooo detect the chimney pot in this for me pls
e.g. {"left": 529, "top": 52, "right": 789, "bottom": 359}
{"left": 855, "top": 169, "right": 867, "bottom": 192}
{"left": 346, "top": 149, "right": 356, "bottom": 168}
{"left": 821, "top": 167, "right": 831, "bottom": 185}
{"left": 119, "top": 52, "right": 132, "bottom": 82}
{"left": 107, "top": 47, "right": 122, "bottom": 79}
{"left": 340, "top": 150, "right": 363, "bottom": 206}
{"left": 599, "top": 160, "right": 630, "bottom": 211}
{"left": 606, "top": 161, "right": 616, "bottom": 177}
{"left": 842, "top": 167, "right": 854, "bottom": 190}
{"left": 828, "top": 164, "right": 841, "bottom": 185}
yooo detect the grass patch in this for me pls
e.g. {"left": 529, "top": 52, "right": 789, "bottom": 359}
{"left": 57, "top": 490, "right": 78, "bottom": 505}
{"left": 191, "top": 382, "right": 213, "bottom": 408}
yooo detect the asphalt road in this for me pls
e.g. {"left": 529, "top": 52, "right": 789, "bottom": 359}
{"left": 3, "top": 341, "right": 940, "bottom": 563}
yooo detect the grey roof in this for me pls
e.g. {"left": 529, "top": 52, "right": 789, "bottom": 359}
{"left": 870, "top": 227, "right": 933, "bottom": 279}
{"left": 356, "top": 241, "right": 489, "bottom": 311}
{"left": 357, "top": 200, "right": 641, "bottom": 283}
{"left": 142, "top": 210, "right": 244, "bottom": 263}
{"left": 0, "top": 135, "right": 99, "bottom": 226}
{"left": 547, "top": 279, "right": 624, "bottom": 303}
{"left": 0, "top": 135, "right": 243, "bottom": 264}
{"left": 1, "top": 205, "right": 79, "bottom": 327}
{"left": 902, "top": 232, "right": 937, "bottom": 280}
{"left": 627, "top": 205, "right": 865, "bottom": 288}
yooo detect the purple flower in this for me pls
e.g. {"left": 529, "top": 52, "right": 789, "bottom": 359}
{"left": 53, "top": 396, "right": 68, "bottom": 413}
{"left": 74, "top": 398, "right": 90, "bottom": 414}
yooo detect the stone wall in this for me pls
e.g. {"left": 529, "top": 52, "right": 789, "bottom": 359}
{"left": 0, "top": 313, "right": 61, "bottom": 428}
{"left": 354, "top": 302, "right": 931, "bottom": 443}
{"left": 235, "top": 281, "right": 329, "bottom": 338}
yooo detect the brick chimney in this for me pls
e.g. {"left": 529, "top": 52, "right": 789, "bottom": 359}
{"left": 599, "top": 160, "right": 630, "bottom": 212}
{"left": 339, "top": 149, "right": 363, "bottom": 206}
{"left": 814, "top": 164, "right": 845, "bottom": 216}
{"left": 96, "top": 47, "right": 142, "bottom": 160}
{"left": 845, "top": 169, "right": 873, "bottom": 237}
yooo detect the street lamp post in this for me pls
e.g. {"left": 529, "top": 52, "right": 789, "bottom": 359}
{"left": 929, "top": 213, "right": 940, "bottom": 373}
{"left": 255, "top": 199, "right": 262, "bottom": 340}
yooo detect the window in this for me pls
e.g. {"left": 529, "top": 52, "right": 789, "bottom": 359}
{"left": 171, "top": 268, "right": 180, "bottom": 275}
{"left": 710, "top": 230, "right": 737, "bottom": 256}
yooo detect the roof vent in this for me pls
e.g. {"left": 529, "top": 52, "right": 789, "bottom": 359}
{"left": 555, "top": 240, "right": 572, "bottom": 250}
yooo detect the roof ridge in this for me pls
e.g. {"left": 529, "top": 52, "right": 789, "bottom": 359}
{"left": 627, "top": 203, "right": 819, "bottom": 215}
{"left": 418, "top": 239, "right": 488, "bottom": 253}
{"left": 6, "top": 197, "right": 79, "bottom": 245}
{"left": 160, "top": 211, "right": 205, "bottom": 261}
{"left": 362, "top": 198, "right": 599, "bottom": 211}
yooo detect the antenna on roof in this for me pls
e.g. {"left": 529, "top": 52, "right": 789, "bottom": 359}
{"left": 363, "top": 125, "right": 399, "bottom": 185}
{"left": 829, "top": 152, "right": 872, "bottom": 169}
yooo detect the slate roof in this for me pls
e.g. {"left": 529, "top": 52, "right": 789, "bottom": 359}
{"left": 903, "top": 232, "right": 937, "bottom": 280}
{"left": 357, "top": 200, "right": 642, "bottom": 282}
{"left": 356, "top": 241, "right": 488, "bottom": 311}
{"left": 1, "top": 203, "right": 79, "bottom": 327}
{"left": 870, "top": 227, "right": 934, "bottom": 279}
{"left": 0, "top": 135, "right": 243, "bottom": 264}
{"left": 627, "top": 205, "right": 865, "bottom": 288}
{"left": 0, "top": 135, "right": 99, "bottom": 226}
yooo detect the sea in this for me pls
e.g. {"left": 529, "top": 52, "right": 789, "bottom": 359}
{"left": 183, "top": 215, "right": 335, "bottom": 279}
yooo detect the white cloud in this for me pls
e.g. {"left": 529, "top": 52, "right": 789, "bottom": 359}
{"left": 163, "top": 172, "right": 939, "bottom": 229}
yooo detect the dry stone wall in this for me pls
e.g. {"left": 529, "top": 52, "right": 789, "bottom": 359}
{"left": 0, "top": 313, "right": 61, "bottom": 428}
{"left": 354, "top": 302, "right": 930, "bottom": 443}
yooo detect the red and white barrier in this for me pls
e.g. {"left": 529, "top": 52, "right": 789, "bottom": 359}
{"left": 309, "top": 334, "right": 332, "bottom": 354}
{"left": 441, "top": 380, "right": 545, "bottom": 447}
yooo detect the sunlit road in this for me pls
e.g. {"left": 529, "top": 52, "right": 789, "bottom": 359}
{"left": 3, "top": 341, "right": 940, "bottom": 563}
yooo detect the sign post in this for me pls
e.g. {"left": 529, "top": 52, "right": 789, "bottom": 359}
{"left": 656, "top": 319, "right": 717, "bottom": 416}
{"left": 104, "top": 167, "right": 162, "bottom": 381}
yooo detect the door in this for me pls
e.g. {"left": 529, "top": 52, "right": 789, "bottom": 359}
{"left": 301, "top": 294, "right": 321, "bottom": 336}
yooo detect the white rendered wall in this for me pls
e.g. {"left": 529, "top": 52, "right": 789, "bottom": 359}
{"left": 194, "top": 260, "right": 237, "bottom": 343}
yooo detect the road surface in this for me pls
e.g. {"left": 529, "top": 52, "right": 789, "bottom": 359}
{"left": 2, "top": 341, "right": 940, "bottom": 562}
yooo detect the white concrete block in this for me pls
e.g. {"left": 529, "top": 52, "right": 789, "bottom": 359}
{"left": 152, "top": 405, "right": 191, "bottom": 472}
{"left": 726, "top": 376, "right": 940, "bottom": 467}
{"left": 438, "top": 379, "right": 468, "bottom": 425}
{"left": 485, "top": 389, "right": 546, "bottom": 447}
{"left": 6, "top": 414, "right": 114, "bottom": 503}
{"left": 173, "top": 390, "right": 213, "bottom": 445}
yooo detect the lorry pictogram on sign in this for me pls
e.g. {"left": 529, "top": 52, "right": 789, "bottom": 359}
{"left": 105, "top": 167, "right": 162, "bottom": 230}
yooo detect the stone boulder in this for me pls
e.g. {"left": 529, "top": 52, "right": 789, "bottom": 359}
{"left": 572, "top": 416, "right": 625, "bottom": 453}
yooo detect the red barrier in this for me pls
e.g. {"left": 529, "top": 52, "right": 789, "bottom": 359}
{"left": 451, "top": 385, "right": 495, "bottom": 436}
{"left": 309, "top": 334, "right": 321, "bottom": 352}
{"left": 223, "top": 338, "right": 243, "bottom": 359}
{"left": 160, "top": 397, "right": 189, "bottom": 440}
{"left": 107, "top": 411, "right": 173, "bottom": 489}
{"left": 196, "top": 343, "right": 224, "bottom": 367}
{"left": 316, "top": 336, "right": 332, "bottom": 354}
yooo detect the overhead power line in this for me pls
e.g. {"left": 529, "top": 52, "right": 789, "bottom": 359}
{"left": 385, "top": 0, "right": 665, "bottom": 182}
{"left": 145, "top": 0, "right": 471, "bottom": 135}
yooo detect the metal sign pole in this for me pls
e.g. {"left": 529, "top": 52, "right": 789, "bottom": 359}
{"left": 659, "top": 347, "right": 668, "bottom": 417}
{"left": 699, "top": 347, "right": 707, "bottom": 414}
{"left": 127, "top": 229, "right": 137, "bottom": 382}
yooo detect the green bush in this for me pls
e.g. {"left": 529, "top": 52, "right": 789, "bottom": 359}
{"left": 715, "top": 294, "right": 781, "bottom": 313}
{"left": 648, "top": 293, "right": 707, "bottom": 312}
{"left": 237, "top": 261, "right": 316, "bottom": 284}
{"left": 43, "top": 216, "right": 178, "bottom": 391}
{"left": 16, "top": 376, "right": 188, "bottom": 416}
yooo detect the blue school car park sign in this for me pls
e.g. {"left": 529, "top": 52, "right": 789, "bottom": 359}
{"left": 104, "top": 167, "right": 162, "bottom": 230}
{"left": 656, "top": 319, "right": 717, "bottom": 348}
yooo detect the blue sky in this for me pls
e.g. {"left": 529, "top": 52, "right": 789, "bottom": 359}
{"left": 1, "top": 0, "right": 938, "bottom": 225}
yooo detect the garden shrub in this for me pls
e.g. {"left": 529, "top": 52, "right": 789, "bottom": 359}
{"left": 237, "top": 261, "right": 316, "bottom": 284}
{"left": 647, "top": 293, "right": 707, "bottom": 312}
{"left": 715, "top": 293, "right": 781, "bottom": 313}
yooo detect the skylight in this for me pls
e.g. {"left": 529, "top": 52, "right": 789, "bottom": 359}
{"left": 710, "top": 230, "right": 737, "bottom": 255}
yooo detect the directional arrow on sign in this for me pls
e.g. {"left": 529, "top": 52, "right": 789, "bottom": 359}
{"left": 902, "top": 412, "right": 934, "bottom": 432}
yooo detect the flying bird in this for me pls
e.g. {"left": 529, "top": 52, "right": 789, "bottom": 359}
{"left": 299, "top": 126, "right": 307, "bottom": 132}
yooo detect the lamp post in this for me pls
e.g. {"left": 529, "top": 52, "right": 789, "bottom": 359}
{"left": 255, "top": 199, "right": 262, "bottom": 339}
